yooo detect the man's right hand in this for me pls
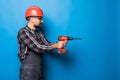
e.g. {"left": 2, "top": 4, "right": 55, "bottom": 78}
{"left": 52, "top": 41, "right": 64, "bottom": 49}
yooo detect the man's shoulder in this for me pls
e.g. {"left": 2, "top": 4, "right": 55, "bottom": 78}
{"left": 17, "top": 27, "right": 26, "bottom": 35}
{"left": 18, "top": 27, "right": 27, "bottom": 32}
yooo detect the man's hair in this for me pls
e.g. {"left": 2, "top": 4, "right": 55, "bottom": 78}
{"left": 26, "top": 17, "right": 31, "bottom": 21}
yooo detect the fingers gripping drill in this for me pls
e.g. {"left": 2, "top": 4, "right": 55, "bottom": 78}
{"left": 58, "top": 36, "right": 82, "bottom": 54}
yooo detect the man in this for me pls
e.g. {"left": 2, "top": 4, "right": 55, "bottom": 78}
{"left": 17, "top": 6, "right": 67, "bottom": 80}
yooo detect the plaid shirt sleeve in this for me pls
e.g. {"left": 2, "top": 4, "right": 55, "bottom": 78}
{"left": 18, "top": 28, "right": 53, "bottom": 53}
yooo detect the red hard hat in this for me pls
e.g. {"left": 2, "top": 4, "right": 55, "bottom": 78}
{"left": 25, "top": 6, "right": 44, "bottom": 19}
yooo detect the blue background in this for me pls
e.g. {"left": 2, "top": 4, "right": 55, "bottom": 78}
{"left": 0, "top": 0, "right": 120, "bottom": 80}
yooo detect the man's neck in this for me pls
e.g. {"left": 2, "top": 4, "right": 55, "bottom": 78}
{"left": 27, "top": 22, "right": 36, "bottom": 30}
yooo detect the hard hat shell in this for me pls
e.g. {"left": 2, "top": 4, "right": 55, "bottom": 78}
{"left": 25, "top": 6, "right": 43, "bottom": 19}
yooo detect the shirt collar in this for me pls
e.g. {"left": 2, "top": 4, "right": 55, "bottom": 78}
{"left": 25, "top": 26, "right": 35, "bottom": 33}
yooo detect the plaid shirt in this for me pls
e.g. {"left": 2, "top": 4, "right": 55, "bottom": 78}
{"left": 17, "top": 26, "right": 53, "bottom": 60}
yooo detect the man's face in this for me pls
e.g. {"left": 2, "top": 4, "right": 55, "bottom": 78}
{"left": 31, "top": 17, "right": 43, "bottom": 27}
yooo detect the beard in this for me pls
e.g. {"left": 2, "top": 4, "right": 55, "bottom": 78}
{"left": 35, "top": 23, "right": 42, "bottom": 28}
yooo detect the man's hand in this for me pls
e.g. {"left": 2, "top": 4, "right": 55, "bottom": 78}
{"left": 52, "top": 41, "right": 67, "bottom": 49}
{"left": 62, "top": 40, "right": 68, "bottom": 46}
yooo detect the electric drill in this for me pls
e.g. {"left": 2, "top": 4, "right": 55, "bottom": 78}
{"left": 58, "top": 36, "right": 82, "bottom": 54}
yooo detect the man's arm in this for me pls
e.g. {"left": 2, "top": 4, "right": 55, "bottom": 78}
{"left": 38, "top": 32, "right": 66, "bottom": 50}
{"left": 18, "top": 29, "right": 59, "bottom": 53}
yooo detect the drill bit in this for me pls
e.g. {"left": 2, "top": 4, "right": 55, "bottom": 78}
{"left": 68, "top": 37, "right": 82, "bottom": 40}
{"left": 72, "top": 38, "right": 82, "bottom": 40}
